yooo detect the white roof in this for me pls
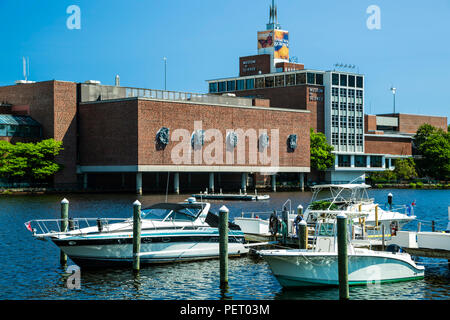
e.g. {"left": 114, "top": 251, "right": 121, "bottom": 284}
{"left": 311, "top": 183, "right": 371, "bottom": 190}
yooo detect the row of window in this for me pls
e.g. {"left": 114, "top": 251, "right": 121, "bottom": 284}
{"left": 331, "top": 133, "right": 363, "bottom": 146}
{"left": 337, "top": 155, "right": 382, "bottom": 168}
{"left": 332, "top": 102, "right": 363, "bottom": 112}
{"left": 332, "top": 73, "right": 363, "bottom": 88}
{"left": 0, "top": 125, "right": 42, "bottom": 138}
{"left": 209, "top": 72, "right": 325, "bottom": 93}
{"left": 331, "top": 88, "right": 363, "bottom": 98}
{"left": 331, "top": 116, "right": 363, "bottom": 129}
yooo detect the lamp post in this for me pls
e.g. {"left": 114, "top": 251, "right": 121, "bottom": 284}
{"left": 390, "top": 86, "right": 396, "bottom": 114}
{"left": 163, "top": 57, "right": 167, "bottom": 91}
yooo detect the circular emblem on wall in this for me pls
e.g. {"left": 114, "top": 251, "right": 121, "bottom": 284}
{"left": 287, "top": 134, "right": 297, "bottom": 152}
{"left": 156, "top": 127, "right": 170, "bottom": 150}
{"left": 191, "top": 129, "right": 205, "bottom": 149}
{"left": 226, "top": 131, "right": 238, "bottom": 149}
{"left": 259, "top": 133, "right": 270, "bottom": 151}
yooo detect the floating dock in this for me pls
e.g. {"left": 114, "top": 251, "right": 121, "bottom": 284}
{"left": 192, "top": 193, "right": 270, "bottom": 201}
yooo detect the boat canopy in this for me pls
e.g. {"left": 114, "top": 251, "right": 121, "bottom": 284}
{"left": 141, "top": 203, "right": 205, "bottom": 221}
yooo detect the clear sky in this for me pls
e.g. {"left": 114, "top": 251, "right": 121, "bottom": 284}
{"left": 0, "top": 0, "right": 449, "bottom": 121}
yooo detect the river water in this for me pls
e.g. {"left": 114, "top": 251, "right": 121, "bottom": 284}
{"left": 0, "top": 189, "right": 448, "bottom": 300}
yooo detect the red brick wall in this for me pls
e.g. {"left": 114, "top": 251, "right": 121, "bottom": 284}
{"left": 137, "top": 99, "right": 310, "bottom": 169}
{"left": 365, "top": 115, "right": 377, "bottom": 132}
{"left": 365, "top": 135, "right": 412, "bottom": 155}
{"left": 234, "top": 85, "right": 324, "bottom": 133}
{"left": 379, "top": 113, "right": 447, "bottom": 133}
{"left": 78, "top": 98, "right": 310, "bottom": 170}
{"left": 0, "top": 81, "right": 78, "bottom": 184}
{"left": 79, "top": 99, "right": 139, "bottom": 165}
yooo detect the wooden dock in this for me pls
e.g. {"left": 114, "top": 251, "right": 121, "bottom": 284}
{"left": 192, "top": 193, "right": 270, "bottom": 201}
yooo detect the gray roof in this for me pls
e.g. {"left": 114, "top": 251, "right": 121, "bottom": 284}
{"left": 0, "top": 114, "right": 41, "bottom": 126}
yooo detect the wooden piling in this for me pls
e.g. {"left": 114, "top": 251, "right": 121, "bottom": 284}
{"left": 337, "top": 213, "right": 349, "bottom": 300}
{"left": 381, "top": 224, "right": 385, "bottom": 251}
{"left": 60, "top": 198, "right": 69, "bottom": 265}
{"left": 132, "top": 200, "right": 142, "bottom": 273}
{"left": 375, "top": 205, "right": 379, "bottom": 227}
{"left": 432, "top": 220, "right": 435, "bottom": 232}
{"left": 299, "top": 220, "right": 307, "bottom": 249}
{"left": 219, "top": 205, "right": 229, "bottom": 285}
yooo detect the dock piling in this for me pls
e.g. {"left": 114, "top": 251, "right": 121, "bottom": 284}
{"left": 132, "top": 200, "right": 142, "bottom": 273}
{"left": 60, "top": 198, "right": 69, "bottom": 266}
{"left": 337, "top": 213, "right": 349, "bottom": 300}
{"left": 381, "top": 224, "right": 385, "bottom": 251}
{"left": 299, "top": 220, "right": 307, "bottom": 249}
{"left": 219, "top": 205, "right": 229, "bottom": 286}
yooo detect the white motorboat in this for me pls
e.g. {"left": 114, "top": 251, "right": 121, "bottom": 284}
{"left": 259, "top": 212, "right": 424, "bottom": 288}
{"left": 306, "top": 183, "right": 416, "bottom": 230}
{"left": 25, "top": 199, "right": 248, "bottom": 267}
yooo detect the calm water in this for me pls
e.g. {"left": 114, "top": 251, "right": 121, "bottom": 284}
{"left": 0, "top": 189, "right": 449, "bottom": 300}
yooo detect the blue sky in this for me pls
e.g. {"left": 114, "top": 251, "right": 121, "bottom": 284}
{"left": 0, "top": 0, "right": 449, "bottom": 121}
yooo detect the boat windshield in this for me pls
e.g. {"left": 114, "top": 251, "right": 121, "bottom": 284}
{"left": 141, "top": 204, "right": 203, "bottom": 222}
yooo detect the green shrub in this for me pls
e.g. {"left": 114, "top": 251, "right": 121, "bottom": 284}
{"left": 409, "top": 182, "right": 416, "bottom": 189}
{"left": 416, "top": 181, "right": 424, "bottom": 188}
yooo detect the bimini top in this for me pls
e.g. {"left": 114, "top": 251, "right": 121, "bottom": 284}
{"left": 311, "top": 183, "right": 371, "bottom": 190}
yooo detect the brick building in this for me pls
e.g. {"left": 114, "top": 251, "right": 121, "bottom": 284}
{"left": 0, "top": 1, "right": 447, "bottom": 191}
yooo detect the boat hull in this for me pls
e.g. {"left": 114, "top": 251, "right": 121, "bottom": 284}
{"left": 261, "top": 250, "right": 424, "bottom": 288}
{"left": 53, "top": 232, "right": 248, "bottom": 267}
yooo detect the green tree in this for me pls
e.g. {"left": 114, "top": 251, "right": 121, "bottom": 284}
{"left": 0, "top": 139, "right": 63, "bottom": 182}
{"left": 393, "top": 158, "right": 418, "bottom": 180}
{"left": 310, "top": 129, "right": 335, "bottom": 171}
{"left": 413, "top": 124, "right": 450, "bottom": 179}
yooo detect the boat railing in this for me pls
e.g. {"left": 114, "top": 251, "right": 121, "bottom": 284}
{"left": 239, "top": 210, "right": 297, "bottom": 219}
{"left": 25, "top": 217, "right": 131, "bottom": 238}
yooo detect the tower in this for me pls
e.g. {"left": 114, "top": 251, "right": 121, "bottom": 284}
{"left": 257, "top": 0, "right": 289, "bottom": 73}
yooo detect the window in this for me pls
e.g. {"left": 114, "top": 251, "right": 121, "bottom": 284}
{"left": 340, "top": 88, "right": 347, "bottom": 97}
{"left": 332, "top": 87, "right": 339, "bottom": 97}
{"left": 316, "top": 73, "right": 324, "bottom": 85}
{"left": 340, "top": 116, "right": 347, "bottom": 128}
{"left": 348, "top": 102, "right": 355, "bottom": 111}
{"left": 356, "top": 134, "right": 363, "bottom": 146}
{"left": 348, "top": 133, "right": 355, "bottom": 146}
{"left": 332, "top": 101, "right": 338, "bottom": 110}
{"left": 355, "top": 155, "right": 366, "bottom": 167}
{"left": 340, "top": 74, "right": 347, "bottom": 86}
{"left": 296, "top": 73, "right": 306, "bottom": 85}
{"left": 348, "top": 75, "right": 355, "bottom": 87}
{"left": 209, "top": 82, "right": 218, "bottom": 93}
{"left": 0, "top": 125, "right": 6, "bottom": 136}
{"left": 370, "top": 156, "right": 382, "bottom": 168}
{"left": 340, "top": 133, "right": 347, "bottom": 145}
{"left": 275, "top": 75, "right": 285, "bottom": 87}
{"left": 236, "top": 79, "right": 245, "bottom": 90}
{"left": 356, "top": 90, "right": 363, "bottom": 98}
{"left": 385, "top": 158, "right": 390, "bottom": 168}
{"left": 286, "top": 74, "right": 295, "bottom": 86}
{"left": 332, "top": 115, "right": 339, "bottom": 127}
{"left": 265, "top": 76, "right": 274, "bottom": 88}
{"left": 348, "top": 116, "right": 355, "bottom": 128}
{"left": 356, "top": 117, "right": 363, "bottom": 129}
{"left": 340, "top": 102, "right": 346, "bottom": 111}
{"left": 348, "top": 89, "right": 355, "bottom": 98}
{"left": 307, "top": 73, "right": 316, "bottom": 84}
{"left": 246, "top": 78, "right": 254, "bottom": 90}
{"left": 218, "top": 81, "right": 226, "bottom": 92}
{"left": 338, "top": 155, "right": 351, "bottom": 167}
{"left": 7, "top": 125, "right": 17, "bottom": 137}
{"left": 356, "top": 103, "right": 363, "bottom": 112}
{"left": 332, "top": 73, "right": 339, "bottom": 86}
{"left": 255, "top": 77, "right": 264, "bottom": 88}
{"left": 356, "top": 76, "right": 363, "bottom": 88}
{"left": 332, "top": 132, "right": 339, "bottom": 145}
{"left": 227, "top": 80, "right": 235, "bottom": 91}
